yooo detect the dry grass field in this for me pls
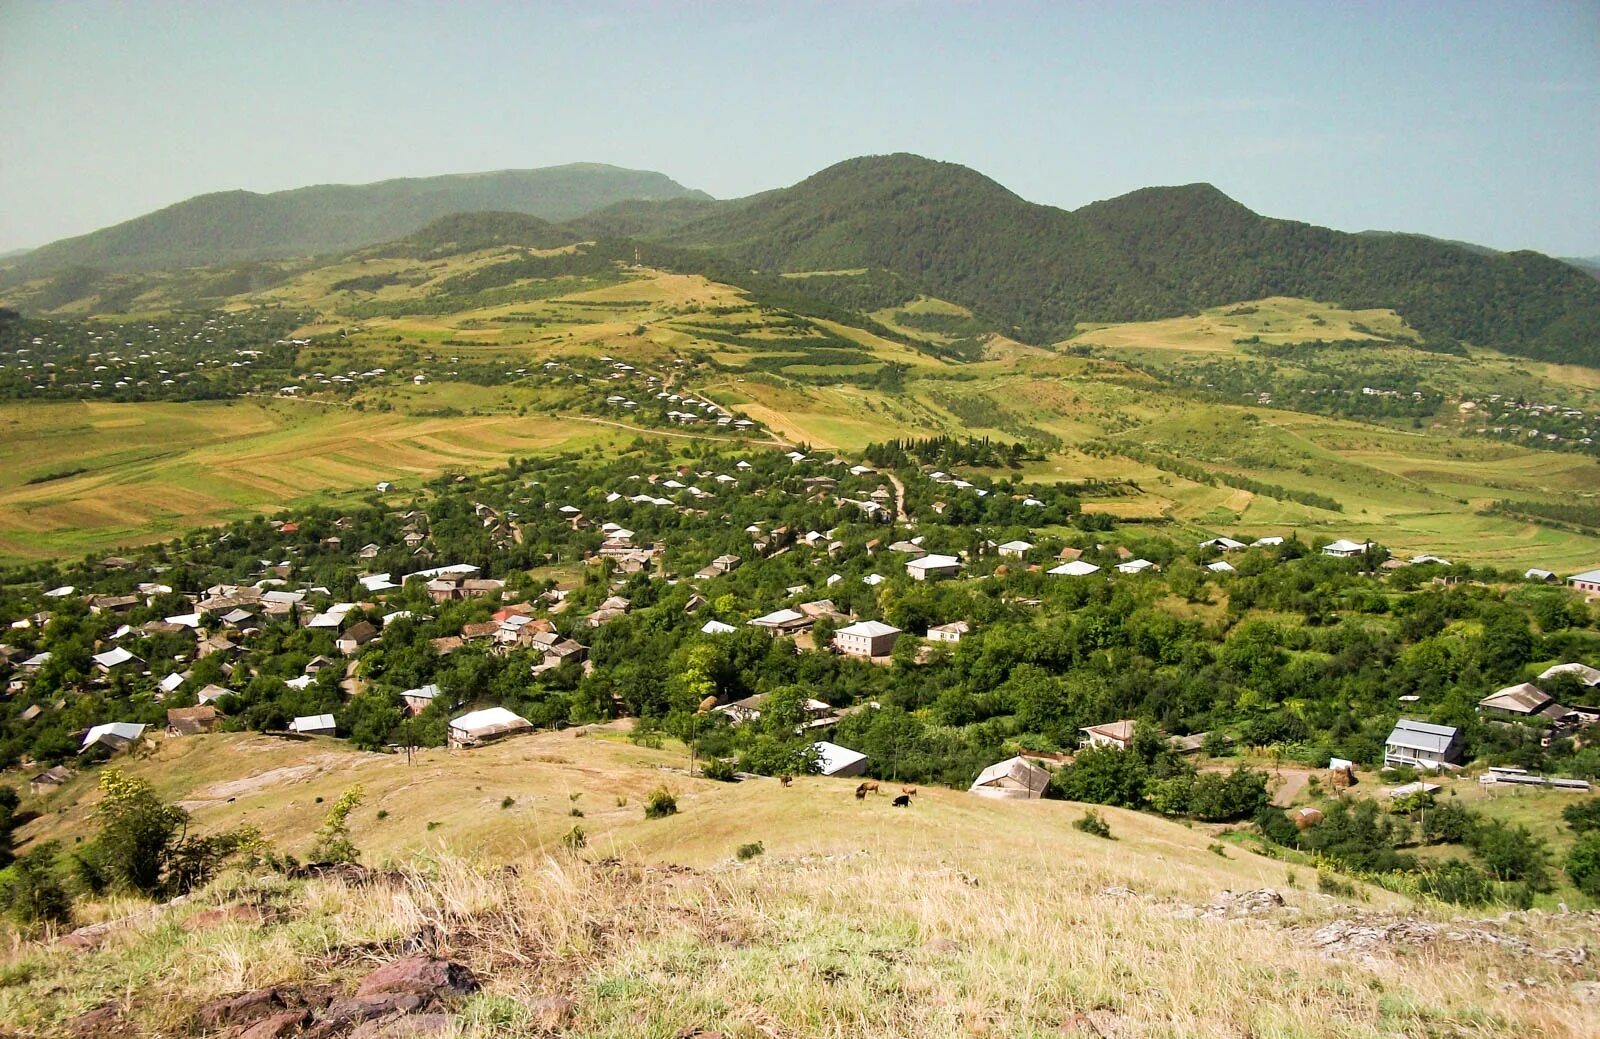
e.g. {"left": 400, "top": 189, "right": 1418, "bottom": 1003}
{"left": 4, "top": 729, "right": 1598, "bottom": 1038}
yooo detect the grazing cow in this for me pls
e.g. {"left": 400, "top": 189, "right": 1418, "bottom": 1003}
{"left": 855, "top": 783, "right": 869, "bottom": 800}
{"left": 900, "top": 787, "right": 917, "bottom": 796}
{"left": 892, "top": 794, "right": 911, "bottom": 808}
{"left": 862, "top": 781, "right": 880, "bottom": 794}
{"left": 779, "top": 775, "right": 793, "bottom": 787}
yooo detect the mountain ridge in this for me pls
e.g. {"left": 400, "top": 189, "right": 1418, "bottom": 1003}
{"left": 4, "top": 164, "right": 710, "bottom": 277}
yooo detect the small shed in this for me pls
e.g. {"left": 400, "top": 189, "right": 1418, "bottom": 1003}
{"left": 289, "top": 714, "right": 337, "bottom": 737}
{"left": 29, "top": 765, "right": 74, "bottom": 796}
{"left": 167, "top": 705, "right": 218, "bottom": 736}
{"left": 80, "top": 722, "right": 147, "bottom": 754}
{"left": 969, "top": 756, "right": 1051, "bottom": 800}
{"left": 449, "top": 706, "right": 532, "bottom": 748}
{"left": 811, "top": 740, "right": 870, "bottom": 778}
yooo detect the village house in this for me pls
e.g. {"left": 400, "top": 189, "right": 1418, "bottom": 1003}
{"left": 1080, "top": 719, "right": 1138, "bottom": 751}
{"left": 1539, "top": 662, "right": 1600, "bottom": 688}
{"left": 1478, "top": 682, "right": 1563, "bottom": 719}
{"left": 336, "top": 620, "right": 379, "bottom": 656}
{"left": 166, "top": 705, "right": 218, "bottom": 736}
{"left": 926, "top": 621, "right": 971, "bottom": 643}
{"left": 1049, "top": 559, "right": 1101, "bottom": 576}
{"left": 1383, "top": 719, "right": 1463, "bottom": 769}
{"left": 449, "top": 706, "right": 533, "bottom": 748}
{"left": 1116, "top": 559, "right": 1156, "bottom": 575}
{"left": 1568, "top": 568, "right": 1600, "bottom": 597}
{"left": 833, "top": 620, "right": 901, "bottom": 658}
{"left": 1322, "top": 539, "right": 1374, "bottom": 558}
{"left": 906, "top": 554, "right": 963, "bottom": 581}
{"left": 92, "top": 646, "right": 143, "bottom": 675}
{"left": 969, "top": 756, "right": 1052, "bottom": 800}
{"left": 996, "top": 540, "right": 1033, "bottom": 559}
{"left": 401, "top": 683, "right": 442, "bottom": 715}
{"left": 29, "top": 765, "right": 73, "bottom": 796}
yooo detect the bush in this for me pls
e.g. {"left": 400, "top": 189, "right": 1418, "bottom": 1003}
{"left": 1073, "top": 809, "right": 1113, "bottom": 839}
{"left": 307, "top": 786, "right": 363, "bottom": 865}
{"left": 501, "top": 796, "right": 515, "bottom": 809}
{"left": 563, "top": 825, "right": 587, "bottom": 850}
{"left": 0, "top": 842, "right": 72, "bottom": 926}
{"left": 644, "top": 787, "right": 678, "bottom": 819}
{"left": 1567, "top": 832, "right": 1600, "bottom": 897}
{"left": 1419, "top": 801, "right": 1478, "bottom": 844}
{"left": 736, "top": 841, "right": 765, "bottom": 861}
{"left": 1466, "top": 819, "right": 1553, "bottom": 890}
{"left": 701, "top": 757, "right": 738, "bottom": 782}
{"left": 75, "top": 770, "right": 258, "bottom": 898}
{"left": 1417, "top": 860, "right": 1500, "bottom": 905}
{"left": 1316, "top": 870, "right": 1356, "bottom": 897}
{"left": 1562, "top": 798, "right": 1600, "bottom": 835}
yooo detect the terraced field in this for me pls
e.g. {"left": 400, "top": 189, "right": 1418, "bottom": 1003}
{"left": 0, "top": 399, "right": 629, "bottom": 561}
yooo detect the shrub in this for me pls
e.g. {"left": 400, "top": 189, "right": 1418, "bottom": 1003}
{"left": 1562, "top": 798, "right": 1600, "bottom": 834}
{"left": 1567, "top": 832, "right": 1600, "bottom": 897}
{"left": 308, "top": 786, "right": 364, "bottom": 865}
{"left": 0, "top": 842, "right": 72, "bottom": 926}
{"left": 1417, "top": 860, "right": 1508, "bottom": 906}
{"left": 644, "top": 787, "right": 678, "bottom": 819}
{"left": 1073, "top": 809, "right": 1113, "bottom": 839}
{"left": 1208, "top": 842, "right": 1229, "bottom": 857}
{"left": 1316, "top": 870, "right": 1356, "bottom": 897}
{"left": 501, "top": 796, "right": 515, "bottom": 809}
{"left": 563, "top": 825, "right": 587, "bottom": 850}
{"left": 1466, "top": 819, "right": 1553, "bottom": 890}
{"left": 569, "top": 807, "right": 584, "bottom": 818}
{"left": 74, "top": 770, "right": 258, "bottom": 898}
{"left": 736, "top": 841, "right": 765, "bottom": 861}
{"left": 701, "top": 757, "right": 738, "bottom": 782}
{"left": 1419, "top": 800, "right": 1479, "bottom": 844}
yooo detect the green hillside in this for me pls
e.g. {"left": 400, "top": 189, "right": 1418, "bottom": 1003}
{"left": 3, "top": 164, "right": 709, "bottom": 276}
{"left": 653, "top": 154, "right": 1600, "bottom": 364}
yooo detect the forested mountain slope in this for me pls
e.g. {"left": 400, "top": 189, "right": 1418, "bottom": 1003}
{"left": 656, "top": 154, "right": 1600, "bottom": 363}
{"left": 4, "top": 164, "right": 709, "bottom": 276}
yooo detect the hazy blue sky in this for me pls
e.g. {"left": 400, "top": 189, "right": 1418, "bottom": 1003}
{"left": 2, "top": 1, "right": 1596, "bottom": 255}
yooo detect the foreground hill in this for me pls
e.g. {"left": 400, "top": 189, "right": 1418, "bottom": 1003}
{"left": 6, "top": 729, "right": 1599, "bottom": 1038}
{"left": 656, "top": 154, "right": 1600, "bottom": 364}
{"left": 3, "top": 164, "right": 709, "bottom": 276}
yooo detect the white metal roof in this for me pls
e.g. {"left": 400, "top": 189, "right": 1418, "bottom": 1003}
{"left": 81, "top": 722, "right": 146, "bottom": 747}
{"left": 450, "top": 706, "right": 531, "bottom": 737}
{"left": 289, "top": 714, "right": 336, "bottom": 733}
{"left": 811, "top": 740, "right": 868, "bottom": 776}
{"left": 837, "top": 620, "right": 900, "bottom": 638}
{"left": 1049, "top": 560, "right": 1101, "bottom": 576}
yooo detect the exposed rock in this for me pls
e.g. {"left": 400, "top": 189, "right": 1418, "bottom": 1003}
{"left": 1307, "top": 913, "right": 1588, "bottom": 965}
{"left": 182, "top": 904, "right": 272, "bottom": 931}
{"left": 196, "top": 984, "right": 336, "bottom": 1031}
{"left": 66, "top": 1003, "right": 130, "bottom": 1038}
{"left": 1204, "top": 889, "right": 1287, "bottom": 919}
{"left": 238, "top": 1010, "right": 312, "bottom": 1038}
{"left": 1572, "top": 981, "right": 1600, "bottom": 1004}
{"left": 1058, "top": 1008, "right": 1123, "bottom": 1036}
{"left": 349, "top": 1011, "right": 454, "bottom": 1037}
{"left": 355, "top": 955, "right": 479, "bottom": 1000}
{"left": 1098, "top": 886, "right": 1135, "bottom": 899}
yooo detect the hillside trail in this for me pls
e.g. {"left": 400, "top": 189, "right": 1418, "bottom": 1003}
{"left": 885, "top": 470, "right": 910, "bottom": 524}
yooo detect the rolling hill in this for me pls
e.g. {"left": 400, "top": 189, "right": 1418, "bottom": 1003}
{"left": 2, "top": 164, "right": 709, "bottom": 276}
{"left": 6, "top": 727, "right": 1598, "bottom": 1038}
{"left": 645, "top": 154, "right": 1600, "bottom": 364}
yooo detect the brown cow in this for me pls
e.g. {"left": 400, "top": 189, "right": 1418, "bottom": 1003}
{"left": 900, "top": 787, "right": 917, "bottom": 796}
{"left": 854, "top": 783, "right": 869, "bottom": 800}
{"left": 862, "top": 781, "right": 880, "bottom": 794}
{"left": 779, "top": 775, "right": 793, "bottom": 787}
